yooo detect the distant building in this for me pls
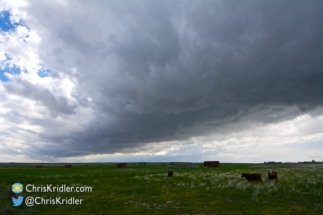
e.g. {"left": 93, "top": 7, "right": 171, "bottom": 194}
{"left": 204, "top": 161, "right": 220, "bottom": 167}
{"left": 116, "top": 163, "right": 127, "bottom": 168}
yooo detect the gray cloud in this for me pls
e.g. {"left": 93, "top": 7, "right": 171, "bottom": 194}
{"left": 4, "top": 78, "right": 77, "bottom": 115}
{"left": 2, "top": 0, "right": 323, "bottom": 159}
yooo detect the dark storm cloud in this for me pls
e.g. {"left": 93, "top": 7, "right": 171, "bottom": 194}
{"left": 23, "top": 0, "right": 323, "bottom": 157}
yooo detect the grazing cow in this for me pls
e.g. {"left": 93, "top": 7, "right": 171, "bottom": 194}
{"left": 241, "top": 173, "right": 263, "bottom": 183}
{"left": 35, "top": 165, "right": 43, "bottom": 168}
{"left": 268, "top": 171, "right": 278, "bottom": 182}
{"left": 64, "top": 164, "right": 72, "bottom": 168}
{"left": 168, "top": 171, "right": 173, "bottom": 177}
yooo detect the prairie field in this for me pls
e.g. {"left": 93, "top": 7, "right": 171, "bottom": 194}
{"left": 0, "top": 163, "right": 323, "bottom": 215}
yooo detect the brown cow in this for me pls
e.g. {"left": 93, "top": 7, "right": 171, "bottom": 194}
{"left": 168, "top": 171, "right": 173, "bottom": 177}
{"left": 35, "top": 165, "right": 43, "bottom": 168}
{"left": 268, "top": 171, "right": 278, "bottom": 182}
{"left": 241, "top": 173, "right": 263, "bottom": 183}
{"left": 64, "top": 164, "right": 72, "bottom": 168}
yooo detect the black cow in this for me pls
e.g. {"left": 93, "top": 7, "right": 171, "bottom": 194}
{"left": 241, "top": 173, "right": 263, "bottom": 183}
{"left": 168, "top": 171, "right": 173, "bottom": 177}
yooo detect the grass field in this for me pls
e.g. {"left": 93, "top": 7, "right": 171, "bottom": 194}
{"left": 1, "top": 163, "right": 323, "bottom": 215}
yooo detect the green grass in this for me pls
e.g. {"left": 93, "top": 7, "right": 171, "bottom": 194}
{"left": 0, "top": 163, "right": 323, "bottom": 214}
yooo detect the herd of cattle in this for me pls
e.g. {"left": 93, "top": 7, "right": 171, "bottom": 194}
{"left": 168, "top": 170, "right": 278, "bottom": 183}
{"left": 35, "top": 165, "right": 278, "bottom": 183}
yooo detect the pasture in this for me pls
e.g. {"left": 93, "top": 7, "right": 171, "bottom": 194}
{"left": 0, "top": 163, "right": 322, "bottom": 214}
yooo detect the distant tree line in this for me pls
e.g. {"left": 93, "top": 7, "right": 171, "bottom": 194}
{"left": 264, "top": 160, "right": 322, "bottom": 164}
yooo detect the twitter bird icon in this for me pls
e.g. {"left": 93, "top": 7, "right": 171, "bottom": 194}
{"left": 12, "top": 196, "right": 24, "bottom": 207}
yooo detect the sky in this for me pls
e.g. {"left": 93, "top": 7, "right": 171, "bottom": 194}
{"left": 0, "top": 0, "right": 322, "bottom": 163}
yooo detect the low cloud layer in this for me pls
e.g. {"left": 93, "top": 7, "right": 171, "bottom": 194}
{"left": 0, "top": 0, "right": 322, "bottom": 162}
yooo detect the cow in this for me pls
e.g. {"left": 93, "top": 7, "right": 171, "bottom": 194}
{"left": 64, "top": 164, "right": 72, "bottom": 168}
{"left": 268, "top": 171, "right": 278, "bottom": 182}
{"left": 241, "top": 173, "right": 263, "bottom": 183}
{"left": 35, "top": 165, "right": 43, "bottom": 168}
{"left": 168, "top": 171, "right": 173, "bottom": 177}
